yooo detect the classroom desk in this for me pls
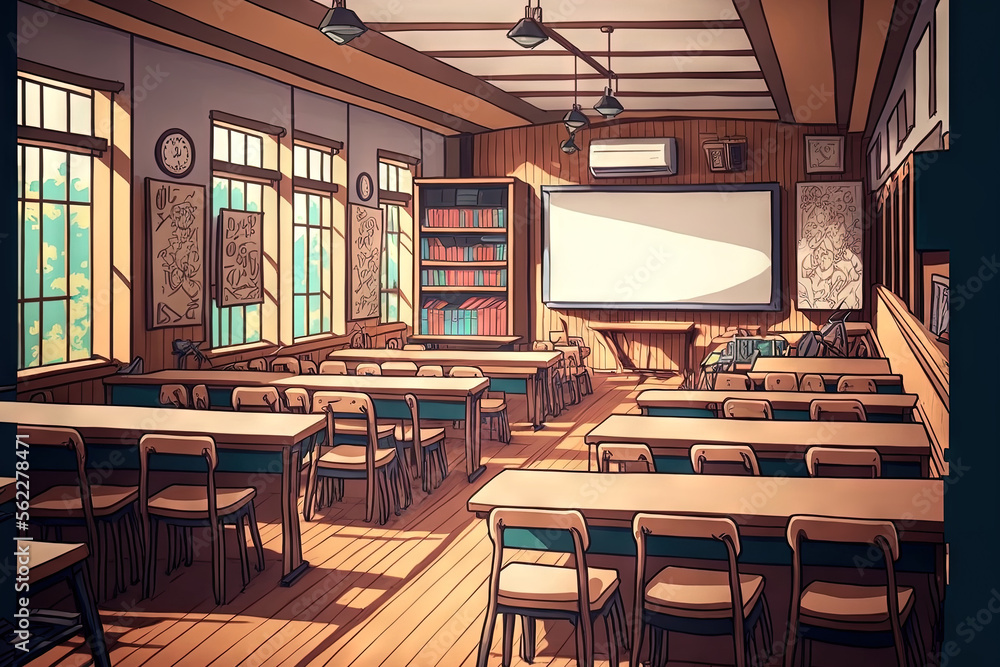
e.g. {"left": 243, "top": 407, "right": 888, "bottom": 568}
{"left": 585, "top": 414, "right": 931, "bottom": 477}
{"left": 588, "top": 321, "right": 697, "bottom": 384}
{"left": 748, "top": 356, "right": 891, "bottom": 378}
{"left": 0, "top": 402, "right": 323, "bottom": 587}
{"left": 104, "top": 370, "right": 295, "bottom": 407}
{"left": 271, "top": 374, "right": 490, "bottom": 482}
{"left": 636, "top": 389, "right": 918, "bottom": 422}
{"left": 325, "top": 349, "right": 562, "bottom": 428}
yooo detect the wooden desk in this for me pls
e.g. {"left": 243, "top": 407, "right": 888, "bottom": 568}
{"left": 105, "top": 370, "right": 294, "bottom": 405}
{"left": 585, "top": 414, "right": 931, "bottom": 477}
{"left": 749, "top": 356, "right": 891, "bottom": 378}
{"left": 325, "top": 349, "right": 562, "bottom": 428}
{"left": 588, "top": 321, "right": 696, "bottom": 384}
{"left": 0, "top": 402, "right": 323, "bottom": 587}
{"left": 271, "top": 375, "right": 490, "bottom": 482}
{"left": 636, "top": 390, "right": 918, "bottom": 422}
{"left": 408, "top": 335, "right": 521, "bottom": 350}
{"left": 773, "top": 323, "right": 872, "bottom": 356}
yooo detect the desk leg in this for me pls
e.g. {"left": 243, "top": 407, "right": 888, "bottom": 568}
{"left": 525, "top": 374, "right": 539, "bottom": 429}
{"left": 279, "top": 444, "right": 309, "bottom": 587}
{"left": 465, "top": 395, "right": 486, "bottom": 483}
{"left": 70, "top": 562, "right": 110, "bottom": 667}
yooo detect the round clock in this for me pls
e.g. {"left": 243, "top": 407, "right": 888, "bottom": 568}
{"left": 155, "top": 128, "right": 195, "bottom": 178}
{"left": 356, "top": 171, "right": 374, "bottom": 201}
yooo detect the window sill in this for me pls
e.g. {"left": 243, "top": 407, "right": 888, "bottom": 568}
{"left": 204, "top": 341, "right": 277, "bottom": 361}
{"left": 17, "top": 358, "right": 119, "bottom": 393}
{"left": 287, "top": 333, "right": 353, "bottom": 355}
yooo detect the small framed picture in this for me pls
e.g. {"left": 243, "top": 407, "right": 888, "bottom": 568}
{"left": 805, "top": 135, "right": 845, "bottom": 173}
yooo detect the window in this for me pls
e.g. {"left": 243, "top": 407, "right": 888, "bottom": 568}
{"left": 378, "top": 157, "right": 414, "bottom": 324}
{"left": 891, "top": 92, "right": 913, "bottom": 151}
{"left": 868, "top": 139, "right": 883, "bottom": 180}
{"left": 17, "top": 73, "right": 98, "bottom": 369}
{"left": 292, "top": 138, "right": 340, "bottom": 340}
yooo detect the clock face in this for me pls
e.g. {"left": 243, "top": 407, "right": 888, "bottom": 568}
{"left": 357, "top": 172, "right": 374, "bottom": 201}
{"left": 156, "top": 129, "right": 195, "bottom": 178}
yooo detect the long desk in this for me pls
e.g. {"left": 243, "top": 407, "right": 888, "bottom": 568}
{"left": 588, "top": 321, "right": 696, "bottom": 384}
{"left": 585, "top": 414, "right": 931, "bottom": 477}
{"left": 636, "top": 389, "right": 918, "bottom": 422}
{"left": 325, "top": 349, "right": 562, "bottom": 428}
{"left": 749, "top": 356, "right": 890, "bottom": 378}
{"left": 0, "top": 402, "right": 324, "bottom": 587}
{"left": 106, "top": 370, "right": 491, "bottom": 482}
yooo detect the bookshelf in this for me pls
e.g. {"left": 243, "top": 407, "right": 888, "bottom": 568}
{"left": 412, "top": 177, "right": 530, "bottom": 349}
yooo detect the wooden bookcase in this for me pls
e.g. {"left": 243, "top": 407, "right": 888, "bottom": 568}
{"left": 411, "top": 177, "right": 530, "bottom": 349}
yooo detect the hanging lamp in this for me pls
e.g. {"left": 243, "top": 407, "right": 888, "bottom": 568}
{"left": 562, "top": 57, "right": 589, "bottom": 133}
{"left": 507, "top": 1, "right": 548, "bottom": 49}
{"left": 593, "top": 26, "right": 624, "bottom": 118}
{"left": 319, "top": 0, "right": 369, "bottom": 45}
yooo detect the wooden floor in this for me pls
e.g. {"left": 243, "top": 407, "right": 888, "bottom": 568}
{"left": 33, "top": 374, "right": 691, "bottom": 667}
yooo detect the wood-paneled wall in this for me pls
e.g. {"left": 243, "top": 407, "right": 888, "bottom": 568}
{"left": 472, "top": 118, "right": 869, "bottom": 372}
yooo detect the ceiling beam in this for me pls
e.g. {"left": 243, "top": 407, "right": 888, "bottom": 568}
{"left": 539, "top": 24, "right": 612, "bottom": 80}
{"left": 863, "top": 0, "right": 922, "bottom": 138}
{"left": 480, "top": 71, "right": 766, "bottom": 81}
{"left": 511, "top": 90, "right": 774, "bottom": 98}
{"left": 829, "top": 0, "right": 864, "bottom": 128}
{"left": 379, "top": 20, "right": 746, "bottom": 31}
{"left": 732, "top": 0, "right": 794, "bottom": 122}
{"left": 425, "top": 49, "right": 757, "bottom": 58}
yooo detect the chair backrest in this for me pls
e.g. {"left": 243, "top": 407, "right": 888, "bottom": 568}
{"left": 232, "top": 386, "right": 283, "bottom": 412}
{"left": 29, "top": 390, "right": 53, "bottom": 402}
{"left": 448, "top": 366, "right": 484, "bottom": 378}
{"left": 310, "top": 391, "right": 379, "bottom": 479}
{"left": 763, "top": 372, "right": 798, "bottom": 391}
{"left": 722, "top": 398, "right": 773, "bottom": 420}
{"left": 381, "top": 361, "right": 418, "bottom": 376}
{"left": 299, "top": 359, "right": 319, "bottom": 375}
{"left": 597, "top": 442, "right": 655, "bottom": 473}
{"left": 284, "top": 387, "right": 310, "bottom": 414}
{"left": 139, "top": 434, "right": 219, "bottom": 525}
{"left": 714, "top": 373, "right": 753, "bottom": 391}
{"left": 809, "top": 398, "right": 867, "bottom": 422}
{"left": 159, "top": 384, "right": 189, "bottom": 408}
{"left": 356, "top": 362, "right": 382, "bottom": 376}
{"left": 805, "top": 446, "right": 881, "bottom": 478}
{"left": 532, "top": 341, "right": 555, "bottom": 352}
{"left": 21, "top": 426, "right": 96, "bottom": 543}
{"left": 799, "top": 374, "right": 825, "bottom": 392}
{"left": 191, "top": 384, "right": 211, "bottom": 410}
{"left": 319, "top": 360, "right": 348, "bottom": 375}
{"left": 248, "top": 358, "right": 268, "bottom": 371}
{"left": 836, "top": 375, "right": 878, "bottom": 393}
{"left": 271, "top": 356, "right": 301, "bottom": 374}
{"left": 690, "top": 444, "right": 761, "bottom": 476}
{"left": 403, "top": 344, "right": 426, "bottom": 351}
{"left": 229, "top": 361, "right": 250, "bottom": 371}
{"left": 402, "top": 393, "right": 425, "bottom": 449}
{"left": 416, "top": 365, "right": 444, "bottom": 377}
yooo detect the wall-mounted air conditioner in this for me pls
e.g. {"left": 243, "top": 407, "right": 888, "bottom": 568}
{"left": 589, "top": 138, "right": 677, "bottom": 178}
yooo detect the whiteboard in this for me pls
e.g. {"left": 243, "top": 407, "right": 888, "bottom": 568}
{"left": 542, "top": 184, "right": 781, "bottom": 310}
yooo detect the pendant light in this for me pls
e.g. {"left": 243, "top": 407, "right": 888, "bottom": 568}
{"left": 562, "top": 57, "right": 589, "bottom": 134}
{"left": 593, "top": 26, "right": 624, "bottom": 118}
{"left": 507, "top": 1, "right": 548, "bottom": 49}
{"left": 319, "top": 0, "right": 369, "bottom": 45}
{"left": 560, "top": 133, "right": 580, "bottom": 154}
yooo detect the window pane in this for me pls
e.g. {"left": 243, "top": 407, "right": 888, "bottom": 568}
{"left": 387, "top": 294, "right": 398, "bottom": 323}
{"left": 42, "top": 149, "right": 67, "bottom": 200}
{"left": 321, "top": 230, "right": 331, "bottom": 332}
{"left": 309, "top": 149, "right": 322, "bottom": 182}
{"left": 213, "top": 126, "right": 229, "bottom": 162}
{"left": 24, "top": 81, "right": 41, "bottom": 127}
{"left": 231, "top": 306, "right": 245, "bottom": 344}
{"left": 69, "top": 204, "right": 92, "bottom": 361}
{"left": 22, "top": 203, "right": 41, "bottom": 300}
{"left": 17, "top": 145, "right": 23, "bottom": 199}
{"left": 308, "top": 194, "right": 321, "bottom": 226}
{"left": 321, "top": 196, "right": 331, "bottom": 228}
{"left": 399, "top": 166, "right": 412, "bottom": 194}
{"left": 293, "top": 223, "right": 307, "bottom": 293}
{"left": 41, "top": 299, "right": 68, "bottom": 365}
{"left": 42, "top": 203, "right": 67, "bottom": 298}
{"left": 219, "top": 307, "right": 231, "bottom": 347}
{"left": 16, "top": 79, "right": 23, "bottom": 125}
{"left": 231, "top": 131, "right": 246, "bottom": 165}
{"left": 211, "top": 301, "right": 221, "bottom": 348}
{"left": 308, "top": 227, "right": 321, "bottom": 288}
{"left": 245, "top": 304, "right": 261, "bottom": 343}
{"left": 22, "top": 301, "right": 40, "bottom": 368}
{"left": 379, "top": 161, "right": 388, "bottom": 190}
{"left": 294, "top": 295, "right": 306, "bottom": 339}
{"left": 294, "top": 145, "right": 308, "bottom": 178}
{"left": 42, "top": 85, "right": 68, "bottom": 132}
{"left": 307, "top": 295, "right": 319, "bottom": 335}
{"left": 69, "top": 93, "right": 91, "bottom": 135}
{"left": 23, "top": 146, "right": 39, "bottom": 200}
{"left": 380, "top": 292, "right": 387, "bottom": 323}
{"left": 387, "top": 164, "right": 397, "bottom": 192}
{"left": 323, "top": 153, "right": 332, "bottom": 183}
{"left": 69, "top": 154, "right": 91, "bottom": 203}
{"left": 246, "top": 182, "right": 262, "bottom": 213}
{"left": 230, "top": 179, "right": 246, "bottom": 211}
{"left": 246, "top": 135, "right": 263, "bottom": 169}
{"left": 212, "top": 177, "right": 229, "bottom": 219}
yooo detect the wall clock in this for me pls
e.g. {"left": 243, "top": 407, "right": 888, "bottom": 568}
{"left": 155, "top": 128, "right": 195, "bottom": 178}
{"left": 356, "top": 171, "right": 374, "bottom": 201}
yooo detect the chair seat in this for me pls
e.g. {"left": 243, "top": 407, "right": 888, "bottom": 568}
{"left": 316, "top": 444, "right": 396, "bottom": 471}
{"left": 334, "top": 420, "right": 396, "bottom": 439}
{"left": 393, "top": 425, "right": 446, "bottom": 448}
{"left": 644, "top": 566, "right": 765, "bottom": 620}
{"left": 799, "top": 581, "right": 914, "bottom": 631}
{"left": 497, "top": 562, "right": 620, "bottom": 612}
{"left": 32, "top": 485, "right": 138, "bottom": 519}
{"left": 148, "top": 485, "right": 255, "bottom": 520}
{"left": 481, "top": 399, "right": 507, "bottom": 413}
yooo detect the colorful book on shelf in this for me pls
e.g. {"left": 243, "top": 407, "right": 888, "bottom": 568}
{"left": 425, "top": 207, "right": 507, "bottom": 229}
{"left": 419, "top": 297, "right": 508, "bottom": 336}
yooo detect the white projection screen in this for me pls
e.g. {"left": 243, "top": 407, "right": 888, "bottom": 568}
{"left": 542, "top": 184, "right": 781, "bottom": 310}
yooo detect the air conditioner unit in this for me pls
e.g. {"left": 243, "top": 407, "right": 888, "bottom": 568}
{"left": 589, "top": 138, "right": 677, "bottom": 178}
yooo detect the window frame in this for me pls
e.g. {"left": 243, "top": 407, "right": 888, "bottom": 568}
{"left": 377, "top": 157, "right": 416, "bottom": 325}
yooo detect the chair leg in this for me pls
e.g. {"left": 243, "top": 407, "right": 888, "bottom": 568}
{"left": 247, "top": 500, "right": 265, "bottom": 573}
{"left": 144, "top": 518, "right": 158, "bottom": 600}
{"left": 606, "top": 610, "right": 619, "bottom": 667}
{"left": 611, "top": 591, "right": 629, "bottom": 651}
{"left": 110, "top": 518, "right": 126, "bottom": 594}
{"left": 124, "top": 509, "right": 141, "bottom": 585}
{"left": 477, "top": 605, "right": 498, "bottom": 667}
{"left": 520, "top": 615, "right": 536, "bottom": 663}
{"left": 184, "top": 527, "right": 194, "bottom": 567}
{"left": 502, "top": 613, "right": 515, "bottom": 667}
{"left": 213, "top": 524, "right": 226, "bottom": 606}
{"left": 236, "top": 515, "right": 251, "bottom": 589}
{"left": 165, "top": 524, "right": 176, "bottom": 576}
{"left": 631, "top": 610, "right": 645, "bottom": 667}
{"left": 69, "top": 562, "right": 111, "bottom": 667}
{"left": 101, "top": 521, "right": 115, "bottom": 600}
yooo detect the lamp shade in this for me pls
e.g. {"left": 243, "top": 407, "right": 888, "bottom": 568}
{"left": 562, "top": 104, "right": 589, "bottom": 133}
{"left": 319, "top": 5, "right": 368, "bottom": 45}
{"left": 507, "top": 12, "right": 548, "bottom": 48}
{"left": 560, "top": 134, "right": 579, "bottom": 154}
{"left": 593, "top": 87, "right": 624, "bottom": 118}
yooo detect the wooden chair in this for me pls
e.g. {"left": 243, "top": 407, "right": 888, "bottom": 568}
{"left": 158, "top": 384, "right": 189, "bottom": 409}
{"left": 805, "top": 447, "right": 882, "bottom": 478}
{"left": 191, "top": 384, "right": 211, "bottom": 410}
{"left": 449, "top": 365, "right": 484, "bottom": 378}
{"left": 477, "top": 508, "right": 628, "bottom": 667}
{"left": 837, "top": 376, "right": 879, "bottom": 393}
{"left": 403, "top": 343, "right": 426, "bottom": 350}
{"left": 300, "top": 359, "right": 319, "bottom": 375}
{"left": 533, "top": 341, "right": 567, "bottom": 415}
{"left": 271, "top": 356, "right": 301, "bottom": 374}
{"left": 448, "top": 367, "right": 510, "bottom": 441}
{"left": 690, "top": 444, "right": 761, "bottom": 476}
{"left": 356, "top": 362, "right": 382, "bottom": 376}
{"left": 563, "top": 346, "right": 592, "bottom": 400}
{"left": 785, "top": 516, "right": 919, "bottom": 667}
{"left": 381, "top": 361, "right": 418, "bottom": 376}
{"left": 26, "top": 426, "right": 140, "bottom": 600}
{"left": 283, "top": 387, "right": 310, "bottom": 414}
{"left": 248, "top": 358, "right": 268, "bottom": 371}
{"left": 722, "top": 398, "right": 773, "bottom": 420}
{"left": 394, "top": 394, "right": 449, "bottom": 493}
{"left": 799, "top": 374, "right": 826, "bottom": 392}
{"left": 416, "top": 364, "right": 444, "bottom": 377}
{"left": 597, "top": 442, "right": 655, "bottom": 473}
{"left": 632, "top": 513, "right": 772, "bottom": 667}
{"left": 763, "top": 372, "right": 798, "bottom": 392}
{"left": 319, "top": 360, "right": 348, "bottom": 375}
{"left": 304, "top": 391, "right": 408, "bottom": 524}
{"left": 810, "top": 399, "right": 867, "bottom": 422}
{"left": 139, "top": 434, "right": 263, "bottom": 605}
{"left": 231, "top": 386, "right": 283, "bottom": 413}
{"left": 715, "top": 373, "right": 753, "bottom": 391}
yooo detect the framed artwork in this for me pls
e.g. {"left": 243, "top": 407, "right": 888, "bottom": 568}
{"left": 145, "top": 178, "right": 207, "bottom": 329}
{"left": 216, "top": 208, "right": 264, "bottom": 306}
{"left": 796, "top": 182, "right": 864, "bottom": 310}
{"left": 929, "top": 274, "right": 950, "bottom": 339}
{"left": 805, "top": 135, "right": 845, "bottom": 173}
{"left": 348, "top": 204, "right": 385, "bottom": 320}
